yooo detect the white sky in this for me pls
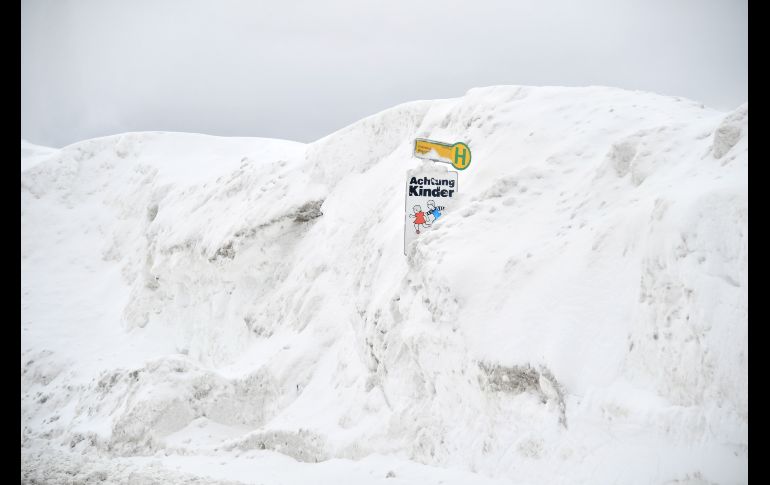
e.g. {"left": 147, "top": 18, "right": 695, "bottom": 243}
{"left": 21, "top": 0, "right": 748, "bottom": 148}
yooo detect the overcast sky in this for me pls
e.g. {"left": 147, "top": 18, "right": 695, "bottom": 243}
{"left": 21, "top": 0, "right": 747, "bottom": 148}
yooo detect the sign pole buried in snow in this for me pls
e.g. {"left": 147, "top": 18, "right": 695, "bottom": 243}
{"left": 404, "top": 143, "right": 470, "bottom": 254}
{"left": 405, "top": 138, "right": 470, "bottom": 254}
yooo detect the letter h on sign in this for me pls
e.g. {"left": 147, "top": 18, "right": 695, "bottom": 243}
{"left": 455, "top": 147, "right": 467, "bottom": 167}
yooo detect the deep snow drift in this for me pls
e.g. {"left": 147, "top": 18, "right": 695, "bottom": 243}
{"left": 21, "top": 86, "right": 747, "bottom": 484}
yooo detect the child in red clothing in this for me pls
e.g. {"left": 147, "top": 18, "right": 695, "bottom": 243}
{"left": 411, "top": 205, "right": 426, "bottom": 234}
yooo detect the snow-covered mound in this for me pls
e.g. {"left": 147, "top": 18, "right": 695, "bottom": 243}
{"left": 21, "top": 86, "right": 748, "bottom": 484}
{"left": 21, "top": 139, "right": 59, "bottom": 172}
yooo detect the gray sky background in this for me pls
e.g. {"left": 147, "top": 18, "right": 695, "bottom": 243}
{"left": 21, "top": 0, "right": 748, "bottom": 148}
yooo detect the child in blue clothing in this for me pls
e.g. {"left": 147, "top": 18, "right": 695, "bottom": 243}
{"left": 425, "top": 200, "right": 444, "bottom": 226}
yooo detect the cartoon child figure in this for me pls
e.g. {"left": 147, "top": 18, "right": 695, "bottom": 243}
{"left": 411, "top": 205, "right": 427, "bottom": 234}
{"left": 425, "top": 200, "right": 444, "bottom": 225}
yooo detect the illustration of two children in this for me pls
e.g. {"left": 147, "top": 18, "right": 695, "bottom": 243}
{"left": 410, "top": 200, "right": 443, "bottom": 234}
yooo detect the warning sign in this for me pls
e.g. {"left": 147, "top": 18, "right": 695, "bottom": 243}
{"left": 404, "top": 164, "right": 458, "bottom": 254}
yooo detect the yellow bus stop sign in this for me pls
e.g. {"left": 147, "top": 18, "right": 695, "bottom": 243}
{"left": 414, "top": 138, "right": 472, "bottom": 170}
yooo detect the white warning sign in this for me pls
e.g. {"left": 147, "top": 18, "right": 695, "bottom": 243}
{"left": 404, "top": 164, "right": 458, "bottom": 254}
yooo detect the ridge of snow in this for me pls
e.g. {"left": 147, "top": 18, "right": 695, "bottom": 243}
{"left": 21, "top": 86, "right": 748, "bottom": 484}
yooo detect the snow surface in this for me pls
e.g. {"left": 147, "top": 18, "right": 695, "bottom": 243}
{"left": 21, "top": 139, "right": 60, "bottom": 172}
{"left": 21, "top": 86, "right": 747, "bottom": 484}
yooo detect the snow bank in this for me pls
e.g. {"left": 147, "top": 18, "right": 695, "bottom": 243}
{"left": 21, "top": 86, "right": 747, "bottom": 484}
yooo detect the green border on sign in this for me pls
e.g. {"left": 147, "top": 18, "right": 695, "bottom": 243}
{"left": 414, "top": 138, "right": 454, "bottom": 149}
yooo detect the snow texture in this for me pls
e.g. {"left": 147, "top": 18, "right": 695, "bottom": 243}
{"left": 21, "top": 86, "right": 747, "bottom": 484}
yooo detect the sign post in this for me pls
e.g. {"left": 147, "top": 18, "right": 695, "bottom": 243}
{"left": 404, "top": 139, "right": 471, "bottom": 254}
